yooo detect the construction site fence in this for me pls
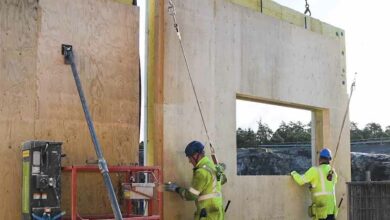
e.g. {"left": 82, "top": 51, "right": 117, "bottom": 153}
{"left": 347, "top": 181, "right": 390, "bottom": 220}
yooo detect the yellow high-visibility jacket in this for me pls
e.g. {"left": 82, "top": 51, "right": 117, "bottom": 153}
{"left": 178, "top": 156, "right": 227, "bottom": 220}
{"left": 291, "top": 164, "right": 338, "bottom": 219}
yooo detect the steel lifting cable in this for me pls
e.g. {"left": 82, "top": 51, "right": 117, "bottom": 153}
{"left": 167, "top": 0, "right": 219, "bottom": 162}
{"left": 304, "top": 0, "right": 311, "bottom": 29}
{"left": 304, "top": 0, "right": 311, "bottom": 16}
{"left": 327, "top": 73, "right": 357, "bottom": 181}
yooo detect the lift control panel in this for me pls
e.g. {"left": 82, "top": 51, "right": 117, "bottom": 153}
{"left": 22, "top": 141, "right": 63, "bottom": 220}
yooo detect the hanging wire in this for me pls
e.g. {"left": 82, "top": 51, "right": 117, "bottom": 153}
{"left": 168, "top": 0, "right": 212, "bottom": 146}
{"left": 333, "top": 73, "right": 357, "bottom": 163}
{"left": 304, "top": 0, "right": 311, "bottom": 29}
{"left": 304, "top": 0, "right": 312, "bottom": 16}
{"left": 327, "top": 73, "right": 357, "bottom": 181}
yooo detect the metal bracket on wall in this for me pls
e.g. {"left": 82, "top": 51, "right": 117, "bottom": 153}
{"left": 61, "top": 44, "right": 73, "bottom": 64}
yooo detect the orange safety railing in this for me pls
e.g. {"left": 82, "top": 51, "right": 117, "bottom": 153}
{"left": 62, "top": 165, "right": 162, "bottom": 220}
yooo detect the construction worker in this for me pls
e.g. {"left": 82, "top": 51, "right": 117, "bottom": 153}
{"left": 290, "top": 148, "right": 338, "bottom": 220}
{"left": 164, "top": 141, "right": 227, "bottom": 220}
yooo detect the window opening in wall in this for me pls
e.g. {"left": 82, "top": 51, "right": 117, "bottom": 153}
{"left": 236, "top": 99, "right": 313, "bottom": 175}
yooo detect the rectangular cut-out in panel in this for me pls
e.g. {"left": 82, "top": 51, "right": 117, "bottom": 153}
{"left": 235, "top": 99, "right": 313, "bottom": 175}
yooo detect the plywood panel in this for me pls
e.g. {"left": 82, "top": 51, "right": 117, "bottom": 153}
{"left": 0, "top": 0, "right": 39, "bottom": 218}
{"left": 0, "top": 0, "right": 140, "bottom": 218}
{"left": 34, "top": 0, "right": 140, "bottom": 214}
{"left": 161, "top": 0, "right": 349, "bottom": 219}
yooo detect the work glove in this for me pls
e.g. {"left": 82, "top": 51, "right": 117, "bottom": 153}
{"left": 215, "top": 163, "right": 226, "bottom": 182}
{"left": 216, "top": 163, "right": 226, "bottom": 171}
{"left": 164, "top": 182, "right": 179, "bottom": 192}
{"left": 290, "top": 171, "right": 298, "bottom": 176}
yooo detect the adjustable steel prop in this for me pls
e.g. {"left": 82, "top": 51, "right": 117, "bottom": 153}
{"left": 61, "top": 44, "right": 123, "bottom": 220}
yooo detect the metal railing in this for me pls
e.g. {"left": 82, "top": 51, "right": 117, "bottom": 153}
{"left": 351, "top": 137, "right": 390, "bottom": 145}
{"left": 62, "top": 165, "right": 162, "bottom": 220}
{"left": 238, "top": 137, "right": 390, "bottom": 149}
{"left": 347, "top": 181, "right": 390, "bottom": 220}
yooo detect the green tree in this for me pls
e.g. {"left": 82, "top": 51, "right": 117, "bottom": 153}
{"left": 270, "top": 121, "right": 310, "bottom": 143}
{"left": 293, "top": 121, "right": 311, "bottom": 142}
{"left": 244, "top": 128, "right": 257, "bottom": 147}
{"left": 237, "top": 121, "right": 389, "bottom": 148}
{"left": 236, "top": 128, "right": 246, "bottom": 148}
{"left": 236, "top": 127, "right": 257, "bottom": 148}
{"left": 256, "top": 119, "right": 273, "bottom": 145}
{"left": 384, "top": 125, "right": 390, "bottom": 137}
{"left": 362, "top": 122, "right": 384, "bottom": 139}
{"left": 270, "top": 132, "right": 284, "bottom": 143}
{"left": 270, "top": 121, "right": 286, "bottom": 143}
{"left": 350, "top": 121, "right": 364, "bottom": 141}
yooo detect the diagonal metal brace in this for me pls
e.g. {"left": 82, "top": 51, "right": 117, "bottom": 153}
{"left": 61, "top": 44, "right": 123, "bottom": 220}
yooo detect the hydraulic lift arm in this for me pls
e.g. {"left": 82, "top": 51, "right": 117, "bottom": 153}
{"left": 61, "top": 44, "right": 123, "bottom": 220}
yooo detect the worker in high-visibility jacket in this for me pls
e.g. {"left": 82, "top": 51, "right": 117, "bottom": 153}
{"left": 165, "top": 141, "right": 227, "bottom": 220}
{"left": 291, "top": 148, "right": 338, "bottom": 220}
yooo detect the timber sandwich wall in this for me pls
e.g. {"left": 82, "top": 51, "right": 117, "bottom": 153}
{"left": 161, "top": 0, "right": 350, "bottom": 219}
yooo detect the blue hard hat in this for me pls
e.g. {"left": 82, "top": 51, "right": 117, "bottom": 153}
{"left": 319, "top": 148, "right": 332, "bottom": 160}
{"left": 185, "top": 141, "right": 204, "bottom": 157}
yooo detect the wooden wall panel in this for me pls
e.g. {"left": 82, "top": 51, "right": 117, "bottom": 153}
{"left": 0, "top": 0, "right": 140, "bottom": 218}
{"left": 0, "top": 0, "right": 39, "bottom": 218}
{"left": 162, "top": 0, "right": 349, "bottom": 219}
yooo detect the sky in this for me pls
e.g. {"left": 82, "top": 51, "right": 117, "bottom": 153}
{"left": 138, "top": 0, "right": 390, "bottom": 138}
{"left": 138, "top": 1, "right": 146, "bottom": 141}
{"left": 236, "top": 100, "right": 311, "bottom": 131}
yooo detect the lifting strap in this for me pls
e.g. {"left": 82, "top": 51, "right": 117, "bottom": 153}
{"left": 328, "top": 73, "right": 357, "bottom": 181}
{"left": 167, "top": 0, "right": 219, "bottom": 164}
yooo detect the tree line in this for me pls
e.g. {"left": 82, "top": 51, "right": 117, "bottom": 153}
{"left": 350, "top": 122, "right": 390, "bottom": 141}
{"left": 237, "top": 120, "right": 390, "bottom": 148}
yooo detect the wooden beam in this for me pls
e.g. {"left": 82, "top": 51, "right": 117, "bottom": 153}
{"left": 146, "top": 0, "right": 156, "bottom": 166}
{"left": 154, "top": 0, "right": 165, "bottom": 168}
{"left": 146, "top": 0, "right": 164, "bottom": 168}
